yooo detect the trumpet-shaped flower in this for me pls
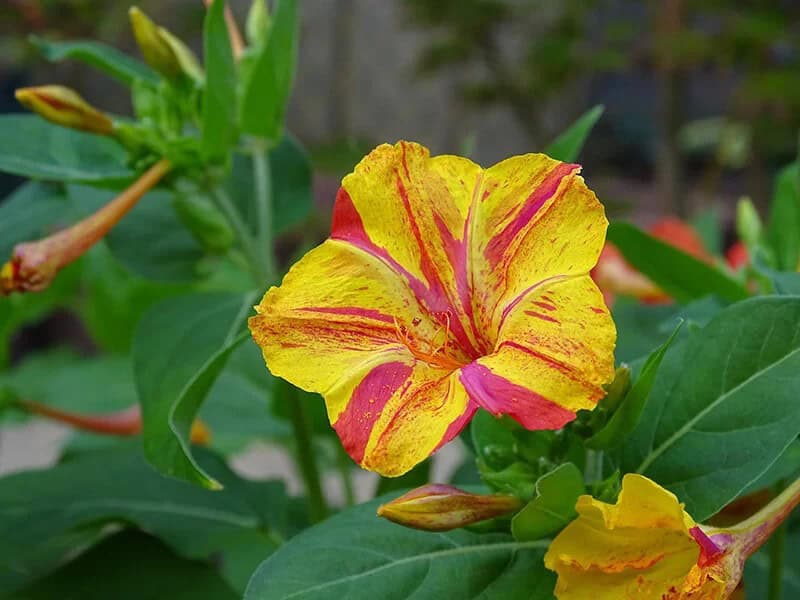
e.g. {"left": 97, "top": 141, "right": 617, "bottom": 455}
{"left": 544, "top": 473, "right": 800, "bottom": 599}
{"left": 249, "top": 142, "right": 616, "bottom": 476}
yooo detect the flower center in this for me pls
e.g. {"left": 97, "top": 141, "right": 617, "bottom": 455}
{"left": 393, "top": 314, "right": 470, "bottom": 371}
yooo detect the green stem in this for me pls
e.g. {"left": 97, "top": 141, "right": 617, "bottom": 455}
{"left": 252, "top": 146, "right": 277, "bottom": 284}
{"left": 584, "top": 449, "right": 604, "bottom": 484}
{"left": 767, "top": 520, "right": 787, "bottom": 600}
{"left": 210, "top": 186, "right": 264, "bottom": 281}
{"left": 283, "top": 381, "right": 328, "bottom": 523}
{"left": 336, "top": 447, "right": 357, "bottom": 507}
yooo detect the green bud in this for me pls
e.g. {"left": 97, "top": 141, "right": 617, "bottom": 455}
{"left": 172, "top": 193, "right": 235, "bottom": 253}
{"left": 736, "top": 197, "right": 762, "bottom": 249}
{"left": 246, "top": 0, "right": 271, "bottom": 47}
{"left": 129, "top": 7, "right": 203, "bottom": 82}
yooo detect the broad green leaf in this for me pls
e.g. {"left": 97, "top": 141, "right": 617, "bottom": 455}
{"left": 470, "top": 409, "right": 517, "bottom": 471}
{"left": 227, "top": 135, "right": 313, "bottom": 236}
{"left": 244, "top": 495, "right": 556, "bottom": 599}
{"left": 240, "top": 0, "right": 298, "bottom": 141}
{"left": 769, "top": 271, "right": 800, "bottom": 295}
{"left": 0, "top": 115, "right": 132, "bottom": 183}
{"left": 766, "top": 163, "right": 800, "bottom": 271}
{"left": 10, "top": 531, "right": 238, "bottom": 600}
{"left": 202, "top": 0, "right": 238, "bottom": 158}
{"left": 544, "top": 105, "right": 603, "bottom": 162}
{"left": 511, "top": 463, "right": 585, "bottom": 542}
{"left": 622, "top": 296, "right": 800, "bottom": 521}
{"left": 691, "top": 206, "right": 723, "bottom": 255}
{"left": 607, "top": 222, "right": 749, "bottom": 303}
{"left": 0, "top": 446, "right": 284, "bottom": 595}
{"left": 612, "top": 298, "right": 678, "bottom": 363}
{"left": 133, "top": 292, "right": 255, "bottom": 488}
{"left": 65, "top": 184, "right": 206, "bottom": 282}
{"left": 587, "top": 321, "right": 683, "bottom": 449}
{"left": 738, "top": 440, "right": 800, "bottom": 498}
{"left": 30, "top": 36, "right": 158, "bottom": 86}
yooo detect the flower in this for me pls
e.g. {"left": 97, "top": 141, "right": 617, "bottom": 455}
{"left": 15, "top": 85, "right": 113, "bottom": 135}
{"left": 377, "top": 484, "right": 522, "bottom": 531}
{"left": 593, "top": 217, "right": 711, "bottom": 306}
{"left": 249, "top": 141, "right": 616, "bottom": 476}
{"left": 1, "top": 159, "right": 170, "bottom": 295}
{"left": 544, "top": 473, "right": 800, "bottom": 599}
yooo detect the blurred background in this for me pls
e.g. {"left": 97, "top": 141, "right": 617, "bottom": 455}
{"left": 2, "top": 0, "right": 799, "bottom": 486}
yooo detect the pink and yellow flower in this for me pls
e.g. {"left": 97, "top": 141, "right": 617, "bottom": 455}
{"left": 249, "top": 142, "right": 616, "bottom": 476}
{"left": 545, "top": 473, "right": 800, "bottom": 599}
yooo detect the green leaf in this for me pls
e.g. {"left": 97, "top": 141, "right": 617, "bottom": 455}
{"left": 587, "top": 321, "right": 684, "bottom": 449}
{"left": 607, "top": 222, "right": 749, "bottom": 303}
{"left": 544, "top": 105, "right": 603, "bottom": 162}
{"left": 133, "top": 292, "right": 255, "bottom": 488}
{"left": 766, "top": 163, "right": 800, "bottom": 271}
{"left": 738, "top": 439, "right": 800, "bottom": 498}
{"left": 240, "top": 0, "right": 298, "bottom": 141}
{"left": 202, "top": 0, "right": 238, "bottom": 159}
{"left": 622, "top": 296, "right": 800, "bottom": 521}
{"left": 10, "top": 531, "right": 239, "bottom": 600}
{"left": 0, "top": 446, "right": 285, "bottom": 595}
{"left": 65, "top": 184, "right": 206, "bottom": 282}
{"left": 471, "top": 409, "right": 517, "bottom": 471}
{"left": 511, "top": 463, "right": 585, "bottom": 542}
{"left": 0, "top": 115, "right": 133, "bottom": 183}
{"left": 30, "top": 36, "right": 158, "bottom": 86}
{"left": 244, "top": 495, "right": 556, "bottom": 599}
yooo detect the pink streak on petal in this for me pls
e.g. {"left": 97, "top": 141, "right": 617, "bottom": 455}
{"left": 434, "top": 399, "right": 479, "bottom": 452}
{"left": 459, "top": 362, "right": 575, "bottom": 430}
{"left": 297, "top": 306, "right": 395, "bottom": 323}
{"left": 333, "top": 361, "right": 414, "bottom": 464}
{"left": 689, "top": 526, "right": 726, "bottom": 568}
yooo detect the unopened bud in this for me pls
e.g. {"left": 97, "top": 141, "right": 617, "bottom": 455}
{"left": 15, "top": 86, "right": 113, "bottom": 135}
{"left": 736, "top": 197, "right": 762, "bottom": 250}
{"left": 377, "top": 484, "right": 522, "bottom": 531}
{"left": 1, "top": 159, "right": 170, "bottom": 295}
{"left": 129, "top": 7, "right": 203, "bottom": 81}
{"left": 246, "top": 0, "right": 270, "bottom": 47}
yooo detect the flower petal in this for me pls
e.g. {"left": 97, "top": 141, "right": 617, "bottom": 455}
{"left": 470, "top": 154, "right": 608, "bottom": 340}
{"left": 460, "top": 276, "right": 615, "bottom": 428}
{"left": 333, "top": 141, "right": 485, "bottom": 358}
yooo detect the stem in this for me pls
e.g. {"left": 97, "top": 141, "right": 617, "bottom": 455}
{"left": 585, "top": 449, "right": 604, "bottom": 484}
{"left": 283, "top": 381, "right": 328, "bottom": 523}
{"left": 252, "top": 147, "right": 277, "bottom": 283}
{"left": 210, "top": 186, "right": 264, "bottom": 281}
{"left": 767, "top": 519, "right": 787, "bottom": 600}
{"left": 336, "top": 446, "right": 357, "bottom": 507}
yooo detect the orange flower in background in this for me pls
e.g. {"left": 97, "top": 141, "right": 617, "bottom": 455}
{"left": 725, "top": 241, "right": 749, "bottom": 271}
{"left": 250, "top": 141, "right": 616, "bottom": 476}
{"left": 545, "top": 474, "right": 800, "bottom": 600}
{"left": 593, "top": 217, "right": 712, "bottom": 306}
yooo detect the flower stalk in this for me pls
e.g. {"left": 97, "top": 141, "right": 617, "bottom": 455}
{"left": 1, "top": 159, "right": 171, "bottom": 294}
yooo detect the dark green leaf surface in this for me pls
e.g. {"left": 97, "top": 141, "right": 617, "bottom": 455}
{"left": 10, "top": 531, "right": 238, "bottom": 600}
{"left": 511, "top": 463, "right": 585, "bottom": 541}
{"left": 607, "top": 222, "right": 749, "bottom": 303}
{"left": 244, "top": 496, "right": 556, "bottom": 600}
{"left": 0, "top": 115, "right": 132, "bottom": 183}
{"left": 766, "top": 164, "right": 800, "bottom": 271}
{"left": 30, "top": 36, "right": 158, "bottom": 86}
{"left": 134, "top": 292, "right": 255, "bottom": 488}
{"left": 240, "top": 0, "right": 298, "bottom": 141}
{"left": 587, "top": 322, "right": 683, "bottom": 449}
{"left": 544, "top": 105, "right": 603, "bottom": 162}
{"left": 0, "top": 447, "right": 284, "bottom": 595}
{"left": 622, "top": 296, "right": 800, "bottom": 520}
{"left": 202, "top": 0, "right": 238, "bottom": 158}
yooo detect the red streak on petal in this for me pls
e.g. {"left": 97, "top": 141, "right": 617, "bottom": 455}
{"left": 297, "top": 306, "right": 395, "bottom": 323}
{"left": 333, "top": 361, "right": 413, "bottom": 464}
{"left": 523, "top": 310, "right": 560, "bottom": 324}
{"left": 533, "top": 301, "right": 557, "bottom": 311}
{"left": 484, "top": 162, "right": 579, "bottom": 269}
{"left": 459, "top": 362, "right": 575, "bottom": 430}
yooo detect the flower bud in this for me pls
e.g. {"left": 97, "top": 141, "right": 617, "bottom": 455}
{"left": 129, "top": 7, "right": 203, "bottom": 81}
{"left": 1, "top": 159, "right": 170, "bottom": 295}
{"left": 15, "top": 86, "right": 113, "bottom": 135}
{"left": 377, "top": 484, "right": 522, "bottom": 532}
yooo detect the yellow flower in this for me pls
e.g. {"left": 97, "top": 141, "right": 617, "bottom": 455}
{"left": 544, "top": 474, "right": 800, "bottom": 599}
{"left": 15, "top": 85, "right": 113, "bottom": 135}
{"left": 249, "top": 141, "right": 616, "bottom": 476}
{"left": 1, "top": 160, "right": 170, "bottom": 295}
{"left": 129, "top": 6, "right": 203, "bottom": 81}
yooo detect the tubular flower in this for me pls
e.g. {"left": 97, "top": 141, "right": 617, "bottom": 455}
{"left": 593, "top": 217, "right": 711, "bottom": 306}
{"left": 544, "top": 474, "right": 800, "bottom": 600}
{"left": 377, "top": 484, "right": 522, "bottom": 531}
{"left": 249, "top": 141, "right": 616, "bottom": 476}
{"left": 15, "top": 85, "right": 114, "bottom": 135}
{"left": 1, "top": 159, "right": 170, "bottom": 295}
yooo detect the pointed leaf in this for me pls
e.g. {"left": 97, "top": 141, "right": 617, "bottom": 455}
{"left": 202, "top": 0, "right": 238, "bottom": 158}
{"left": 544, "top": 105, "right": 603, "bottom": 162}
{"left": 511, "top": 463, "right": 585, "bottom": 541}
